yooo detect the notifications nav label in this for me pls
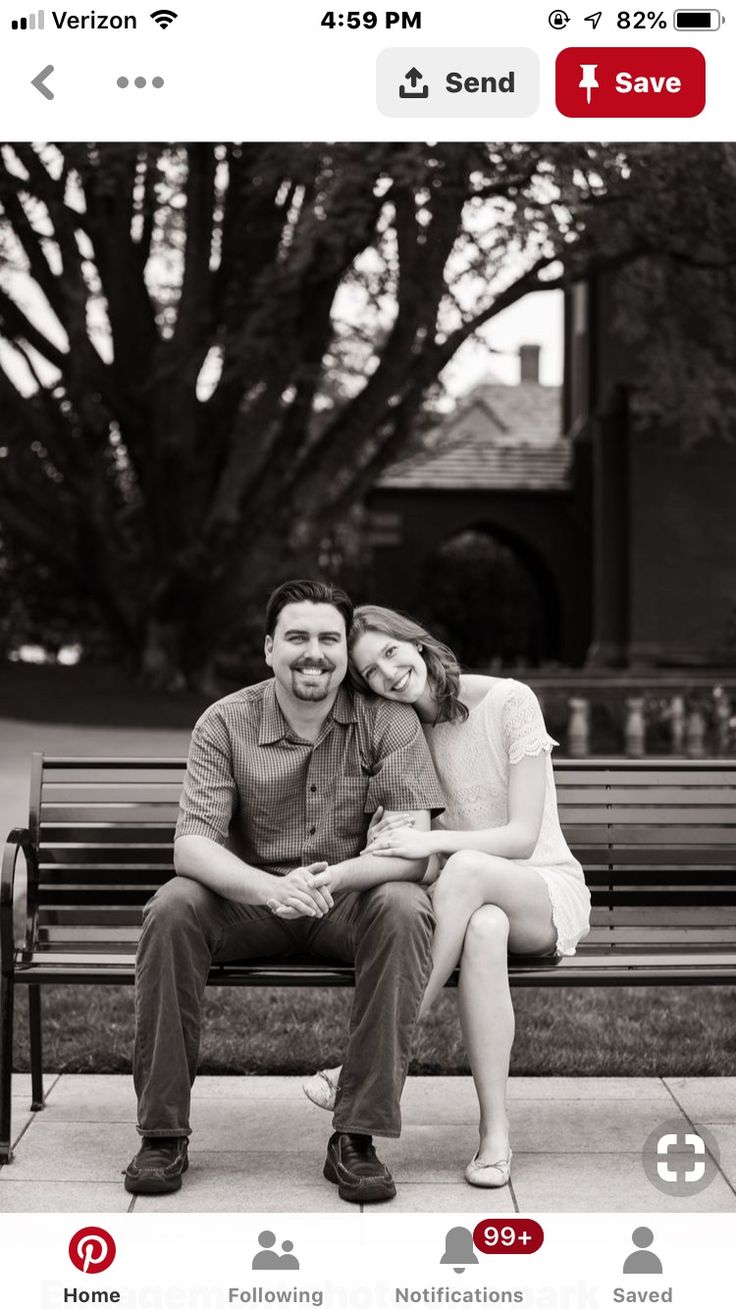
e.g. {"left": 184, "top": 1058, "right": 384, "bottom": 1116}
{"left": 556, "top": 47, "right": 706, "bottom": 117}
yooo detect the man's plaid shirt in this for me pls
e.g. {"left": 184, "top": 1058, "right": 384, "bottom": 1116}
{"left": 175, "top": 679, "right": 445, "bottom": 876}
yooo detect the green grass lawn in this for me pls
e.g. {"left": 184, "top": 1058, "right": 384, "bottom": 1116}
{"left": 11, "top": 983, "right": 736, "bottom": 1077}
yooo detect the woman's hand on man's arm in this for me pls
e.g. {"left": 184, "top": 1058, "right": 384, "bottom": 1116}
{"left": 328, "top": 809, "right": 433, "bottom": 887}
{"left": 362, "top": 809, "right": 439, "bottom": 861}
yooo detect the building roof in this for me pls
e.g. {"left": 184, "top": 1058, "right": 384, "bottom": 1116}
{"left": 378, "top": 382, "right": 570, "bottom": 492}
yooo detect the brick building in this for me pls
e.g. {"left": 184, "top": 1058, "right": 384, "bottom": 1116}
{"left": 364, "top": 281, "right": 736, "bottom": 670}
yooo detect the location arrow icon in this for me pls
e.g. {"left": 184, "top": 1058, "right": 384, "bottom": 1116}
{"left": 584, "top": 10, "right": 602, "bottom": 28}
{"left": 31, "top": 64, "right": 55, "bottom": 99}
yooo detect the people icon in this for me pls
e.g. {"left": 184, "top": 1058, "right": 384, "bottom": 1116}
{"left": 623, "top": 1227, "right": 663, "bottom": 1275}
{"left": 252, "top": 1231, "right": 300, "bottom": 1271}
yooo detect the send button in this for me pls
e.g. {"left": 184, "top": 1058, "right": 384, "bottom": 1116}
{"left": 377, "top": 48, "right": 540, "bottom": 117}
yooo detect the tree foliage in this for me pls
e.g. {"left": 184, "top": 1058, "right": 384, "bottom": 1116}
{"left": 1, "top": 142, "right": 734, "bottom": 685}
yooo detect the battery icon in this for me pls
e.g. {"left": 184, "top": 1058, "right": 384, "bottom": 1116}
{"left": 674, "top": 9, "right": 722, "bottom": 28}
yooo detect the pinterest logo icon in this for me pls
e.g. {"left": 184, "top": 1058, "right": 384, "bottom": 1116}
{"left": 68, "top": 1227, "right": 117, "bottom": 1274}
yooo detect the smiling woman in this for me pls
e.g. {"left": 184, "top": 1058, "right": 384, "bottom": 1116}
{"left": 308, "top": 601, "right": 591, "bottom": 1187}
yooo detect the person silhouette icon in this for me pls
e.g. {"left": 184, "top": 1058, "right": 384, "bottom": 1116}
{"left": 623, "top": 1227, "right": 663, "bottom": 1275}
{"left": 252, "top": 1231, "right": 284, "bottom": 1270}
{"left": 280, "top": 1240, "right": 300, "bottom": 1270}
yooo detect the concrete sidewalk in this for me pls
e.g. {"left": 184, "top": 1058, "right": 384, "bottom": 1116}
{"left": 1, "top": 1074, "right": 734, "bottom": 1213}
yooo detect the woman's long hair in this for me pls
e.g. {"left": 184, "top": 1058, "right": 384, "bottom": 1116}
{"left": 349, "top": 605, "right": 469, "bottom": 724}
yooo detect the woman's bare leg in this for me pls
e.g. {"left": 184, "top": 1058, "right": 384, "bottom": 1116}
{"left": 421, "top": 851, "right": 556, "bottom": 1166}
{"left": 418, "top": 849, "right": 556, "bottom": 1018}
{"left": 457, "top": 904, "right": 513, "bottom": 1164}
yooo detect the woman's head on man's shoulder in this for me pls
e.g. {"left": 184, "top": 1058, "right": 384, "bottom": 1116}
{"left": 349, "top": 604, "right": 468, "bottom": 724}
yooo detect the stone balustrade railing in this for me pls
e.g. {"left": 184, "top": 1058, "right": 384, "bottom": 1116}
{"left": 559, "top": 690, "right": 733, "bottom": 758}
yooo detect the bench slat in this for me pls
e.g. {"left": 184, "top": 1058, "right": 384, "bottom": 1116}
{"left": 557, "top": 787, "right": 736, "bottom": 804}
{"left": 571, "top": 847, "right": 736, "bottom": 865}
{"left": 33, "top": 884, "right": 736, "bottom": 903}
{"left": 40, "top": 885, "right": 736, "bottom": 905}
{"left": 559, "top": 807, "right": 736, "bottom": 824}
{"left": 41, "top": 825, "right": 176, "bottom": 842}
{"left": 591, "top": 906, "right": 736, "bottom": 925}
{"left": 36, "top": 893, "right": 736, "bottom": 914}
{"left": 565, "top": 827, "right": 736, "bottom": 844}
{"left": 38, "top": 925, "right": 142, "bottom": 941}
{"left": 38, "top": 858, "right": 171, "bottom": 869}
{"left": 554, "top": 768, "right": 736, "bottom": 784}
{"left": 42, "top": 768, "right": 187, "bottom": 783}
{"left": 20, "top": 946, "right": 736, "bottom": 968}
{"left": 38, "top": 891, "right": 160, "bottom": 908}
{"left": 42, "top": 785, "right": 184, "bottom": 802}
{"left": 40, "top": 847, "right": 173, "bottom": 865}
{"left": 41, "top": 805, "right": 181, "bottom": 823}
{"left": 585, "top": 868, "right": 736, "bottom": 884}
{"left": 35, "top": 919, "right": 736, "bottom": 943}
{"left": 36, "top": 868, "right": 170, "bottom": 886}
{"left": 591, "top": 890, "right": 736, "bottom": 903}
{"left": 585, "top": 928, "right": 736, "bottom": 944}
{"left": 35, "top": 861, "right": 735, "bottom": 883}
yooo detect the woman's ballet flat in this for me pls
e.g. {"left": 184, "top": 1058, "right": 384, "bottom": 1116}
{"left": 465, "top": 1149, "right": 512, "bottom": 1188}
{"left": 301, "top": 1067, "right": 341, "bottom": 1111}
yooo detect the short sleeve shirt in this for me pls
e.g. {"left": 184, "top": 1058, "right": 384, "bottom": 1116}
{"left": 175, "top": 679, "right": 445, "bottom": 877}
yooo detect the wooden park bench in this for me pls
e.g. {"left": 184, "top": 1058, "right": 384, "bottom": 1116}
{"left": 2, "top": 753, "right": 736, "bottom": 1163}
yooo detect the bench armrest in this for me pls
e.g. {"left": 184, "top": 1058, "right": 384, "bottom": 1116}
{"left": 1, "top": 829, "right": 37, "bottom": 974}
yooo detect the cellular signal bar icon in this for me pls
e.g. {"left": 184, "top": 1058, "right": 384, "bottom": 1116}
{"left": 11, "top": 8, "right": 45, "bottom": 28}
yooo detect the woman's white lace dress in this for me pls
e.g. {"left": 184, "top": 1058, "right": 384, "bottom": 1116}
{"left": 426, "top": 678, "right": 591, "bottom": 957}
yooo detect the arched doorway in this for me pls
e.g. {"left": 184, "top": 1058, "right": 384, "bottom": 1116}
{"left": 418, "top": 528, "right": 559, "bottom": 667}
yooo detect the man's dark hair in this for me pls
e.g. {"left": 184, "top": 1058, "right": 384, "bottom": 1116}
{"left": 265, "top": 579, "right": 354, "bottom": 637}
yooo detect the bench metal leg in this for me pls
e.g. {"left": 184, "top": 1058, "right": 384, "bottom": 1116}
{"left": 28, "top": 986, "right": 44, "bottom": 1112}
{"left": 0, "top": 973, "right": 14, "bottom": 1164}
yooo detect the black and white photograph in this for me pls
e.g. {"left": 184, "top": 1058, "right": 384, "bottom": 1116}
{"left": 0, "top": 141, "right": 735, "bottom": 1214}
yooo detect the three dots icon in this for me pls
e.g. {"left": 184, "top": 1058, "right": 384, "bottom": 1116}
{"left": 117, "top": 75, "right": 165, "bottom": 89}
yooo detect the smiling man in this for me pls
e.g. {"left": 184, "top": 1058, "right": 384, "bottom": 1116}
{"left": 125, "top": 579, "right": 444, "bottom": 1204}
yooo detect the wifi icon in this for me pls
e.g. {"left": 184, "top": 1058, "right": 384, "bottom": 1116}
{"left": 150, "top": 8, "right": 177, "bottom": 28}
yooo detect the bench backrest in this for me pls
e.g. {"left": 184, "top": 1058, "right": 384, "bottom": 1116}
{"left": 26, "top": 755, "right": 736, "bottom": 958}
{"left": 557, "top": 761, "right": 736, "bottom": 954}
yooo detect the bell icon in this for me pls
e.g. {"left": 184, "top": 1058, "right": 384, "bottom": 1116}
{"left": 440, "top": 1226, "right": 478, "bottom": 1274}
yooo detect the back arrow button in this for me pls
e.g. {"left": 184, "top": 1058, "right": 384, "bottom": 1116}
{"left": 31, "top": 65, "right": 55, "bottom": 100}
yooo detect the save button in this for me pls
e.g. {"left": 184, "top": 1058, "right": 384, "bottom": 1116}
{"left": 556, "top": 47, "right": 706, "bottom": 118}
